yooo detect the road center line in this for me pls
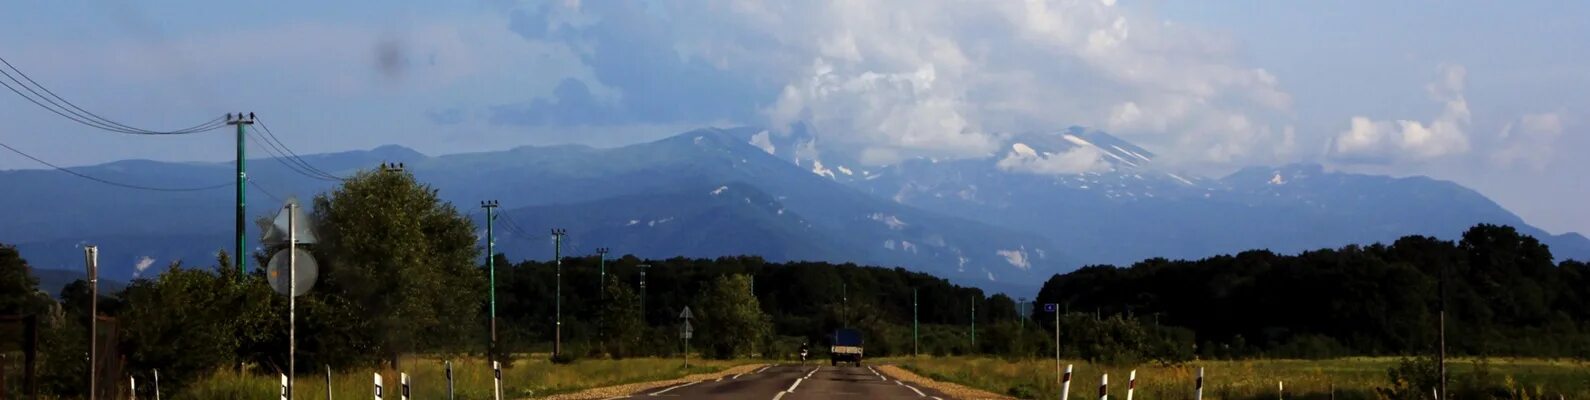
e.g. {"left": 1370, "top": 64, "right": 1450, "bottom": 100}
{"left": 771, "top": 391, "right": 788, "bottom": 400}
{"left": 787, "top": 378, "right": 804, "bottom": 392}
{"left": 649, "top": 381, "right": 698, "bottom": 396}
{"left": 732, "top": 373, "right": 745, "bottom": 380}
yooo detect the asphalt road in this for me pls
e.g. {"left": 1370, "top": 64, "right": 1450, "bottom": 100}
{"left": 623, "top": 364, "right": 951, "bottom": 400}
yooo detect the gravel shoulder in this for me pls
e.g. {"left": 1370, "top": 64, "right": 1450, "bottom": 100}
{"left": 876, "top": 364, "right": 1014, "bottom": 400}
{"left": 533, "top": 363, "right": 768, "bottom": 400}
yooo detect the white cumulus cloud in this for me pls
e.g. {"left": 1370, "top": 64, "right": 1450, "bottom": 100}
{"left": 1492, "top": 113, "right": 1565, "bottom": 170}
{"left": 996, "top": 143, "right": 1112, "bottom": 175}
{"left": 1331, "top": 64, "right": 1472, "bottom": 162}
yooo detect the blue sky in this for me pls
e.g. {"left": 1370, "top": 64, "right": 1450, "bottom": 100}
{"left": 1, "top": 0, "right": 1585, "bottom": 234}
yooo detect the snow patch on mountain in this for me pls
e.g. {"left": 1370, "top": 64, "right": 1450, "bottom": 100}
{"left": 870, "top": 213, "right": 908, "bottom": 230}
{"left": 1269, "top": 172, "right": 1287, "bottom": 185}
{"left": 711, "top": 186, "right": 729, "bottom": 196}
{"left": 996, "top": 248, "right": 1031, "bottom": 270}
{"left": 811, "top": 159, "right": 836, "bottom": 178}
{"left": 837, "top": 165, "right": 854, "bottom": 176}
{"left": 996, "top": 143, "right": 1112, "bottom": 175}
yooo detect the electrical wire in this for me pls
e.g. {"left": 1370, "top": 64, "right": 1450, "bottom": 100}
{"left": 0, "top": 140, "right": 231, "bottom": 192}
{"left": 0, "top": 56, "right": 224, "bottom": 135}
{"left": 247, "top": 179, "right": 285, "bottom": 203}
{"left": 251, "top": 118, "right": 345, "bottom": 181}
{"left": 245, "top": 128, "right": 341, "bottom": 182}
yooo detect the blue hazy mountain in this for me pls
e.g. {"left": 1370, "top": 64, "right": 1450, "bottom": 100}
{"left": 733, "top": 126, "right": 1590, "bottom": 266}
{"left": 2, "top": 127, "right": 1584, "bottom": 292}
{"left": 1, "top": 128, "right": 1061, "bottom": 290}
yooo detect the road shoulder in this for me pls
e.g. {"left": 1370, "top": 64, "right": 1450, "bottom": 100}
{"left": 536, "top": 363, "right": 769, "bottom": 400}
{"left": 875, "top": 364, "right": 1014, "bottom": 400}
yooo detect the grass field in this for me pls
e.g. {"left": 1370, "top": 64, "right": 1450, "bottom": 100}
{"left": 881, "top": 356, "right": 1590, "bottom": 400}
{"left": 173, "top": 355, "right": 755, "bottom": 399}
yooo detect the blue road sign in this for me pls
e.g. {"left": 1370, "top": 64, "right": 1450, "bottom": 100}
{"left": 1044, "top": 303, "right": 1058, "bottom": 312}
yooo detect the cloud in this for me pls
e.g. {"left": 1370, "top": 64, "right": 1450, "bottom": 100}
{"left": 1492, "top": 113, "right": 1565, "bottom": 170}
{"left": 503, "top": 0, "right": 1295, "bottom": 166}
{"left": 996, "top": 143, "right": 1112, "bottom": 175}
{"left": 1330, "top": 64, "right": 1472, "bottom": 163}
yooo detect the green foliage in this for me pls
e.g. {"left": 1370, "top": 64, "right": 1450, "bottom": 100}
{"left": 0, "top": 244, "right": 45, "bottom": 315}
{"left": 695, "top": 274, "right": 772, "bottom": 359}
{"left": 601, "top": 275, "right": 646, "bottom": 358}
{"left": 310, "top": 168, "right": 485, "bottom": 366}
{"left": 118, "top": 264, "right": 252, "bottom": 391}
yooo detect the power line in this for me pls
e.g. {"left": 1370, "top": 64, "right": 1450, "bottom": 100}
{"left": 0, "top": 55, "right": 224, "bottom": 135}
{"left": 252, "top": 118, "right": 345, "bottom": 181}
{"left": 247, "top": 179, "right": 285, "bottom": 203}
{"left": 245, "top": 128, "right": 340, "bottom": 182}
{"left": 0, "top": 140, "right": 230, "bottom": 192}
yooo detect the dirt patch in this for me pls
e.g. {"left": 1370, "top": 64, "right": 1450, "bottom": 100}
{"left": 876, "top": 364, "right": 1014, "bottom": 400}
{"left": 533, "top": 363, "right": 768, "bottom": 399}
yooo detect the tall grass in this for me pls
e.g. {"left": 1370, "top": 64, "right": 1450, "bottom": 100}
{"left": 882, "top": 356, "right": 1590, "bottom": 400}
{"left": 175, "top": 355, "right": 753, "bottom": 399}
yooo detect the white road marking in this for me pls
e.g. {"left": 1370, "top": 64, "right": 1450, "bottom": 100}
{"left": 867, "top": 366, "right": 887, "bottom": 381}
{"left": 787, "top": 378, "right": 804, "bottom": 392}
{"left": 754, "top": 366, "right": 771, "bottom": 374}
{"left": 895, "top": 380, "right": 928, "bottom": 397}
{"left": 649, "top": 381, "right": 698, "bottom": 396}
{"left": 732, "top": 373, "right": 745, "bottom": 380}
{"left": 771, "top": 391, "right": 788, "bottom": 400}
{"left": 602, "top": 397, "right": 629, "bottom": 400}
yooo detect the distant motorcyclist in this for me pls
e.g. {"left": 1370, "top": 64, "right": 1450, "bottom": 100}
{"left": 799, "top": 342, "right": 810, "bottom": 363}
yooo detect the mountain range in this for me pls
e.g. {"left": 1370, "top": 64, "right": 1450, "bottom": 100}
{"left": 2, "top": 126, "right": 1584, "bottom": 293}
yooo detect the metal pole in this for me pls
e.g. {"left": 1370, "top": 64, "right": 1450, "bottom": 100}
{"left": 552, "top": 229, "right": 565, "bottom": 357}
{"left": 154, "top": 369, "right": 160, "bottom": 400}
{"left": 913, "top": 288, "right": 918, "bottom": 357}
{"left": 971, "top": 296, "right": 976, "bottom": 352}
{"left": 326, "top": 365, "right": 332, "bottom": 400}
{"left": 1056, "top": 307, "right": 1061, "bottom": 397}
{"left": 228, "top": 114, "right": 252, "bottom": 278}
{"left": 85, "top": 245, "right": 97, "bottom": 400}
{"left": 482, "top": 201, "right": 498, "bottom": 359}
{"left": 1438, "top": 262, "right": 1446, "bottom": 400}
{"left": 639, "top": 264, "right": 649, "bottom": 324}
{"left": 289, "top": 203, "right": 297, "bottom": 400}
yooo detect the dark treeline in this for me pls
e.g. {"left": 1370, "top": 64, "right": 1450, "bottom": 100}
{"left": 1036, "top": 224, "right": 1590, "bottom": 359}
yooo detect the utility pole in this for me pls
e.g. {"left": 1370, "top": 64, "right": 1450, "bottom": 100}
{"left": 551, "top": 228, "right": 567, "bottom": 357}
{"left": 970, "top": 295, "right": 976, "bottom": 352}
{"left": 287, "top": 202, "right": 297, "bottom": 400}
{"left": 596, "top": 247, "right": 609, "bottom": 347}
{"left": 227, "top": 113, "right": 254, "bottom": 278}
{"left": 913, "top": 288, "right": 919, "bottom": 357}
{"left": 1438, "top": 262, "right": 1447, "bottom": 400}
{"left": 596, "top": 248, "right": 609, "bottom": 297}
{"left": 638, "top": 264, "right": 651, "bottom": 324}
{"left": 841, "top": 282, "right": 848, "bottom": 327}
{"left": 84, "top": 246, "right": 97, "bottom": 399}
{"left": 481, "top": 200, "right": 499, "bottom": 359}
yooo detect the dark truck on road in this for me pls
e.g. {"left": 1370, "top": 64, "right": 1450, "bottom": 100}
{"left": 830, "top": 328, "right": 863, "bottom": 366}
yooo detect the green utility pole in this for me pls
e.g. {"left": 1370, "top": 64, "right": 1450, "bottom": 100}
{"left": 913, "top": 288, "right": 919, "bottom": 357}
{"left": 971, "top": 295, "right": 976, "bottom": 352}
{"left": 551, "top": 228, "right": 567, "bottom": 357}
{"left": 227, "top": 113, "right": 253, "bottom": 278}
{"left": 481, "top": 200, "right": 499, "bottom": 357}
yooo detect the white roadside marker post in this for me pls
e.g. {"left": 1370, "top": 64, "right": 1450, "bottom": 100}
{"left": 1061, "top": 364, "right": 1073, "bottom": 400}
{"left": 1195, "top": 367, "right": 1204, "bottom": 400}
{"left": 278, "top": 374, "right": 288, "bottom": 400}
{"left": 445, "top": 360, "right": 454, "bottom": 400}
{"left": 129, "top": 376, "right": 136, "bottom": 400}
{"left": 400, "top": 373, "right": 410, "bottom": 400}
{"left": 1126, "top": 370, "right": 1135, "bottom": 400}
{"left": 1098, "top": 374, "right": 1108, "bottom": 400}
{"left": 373, "top": 373, "right": 383, "bottom": 400}
{"left": 493, "top": 361, "right": 503, "bottom": 400}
